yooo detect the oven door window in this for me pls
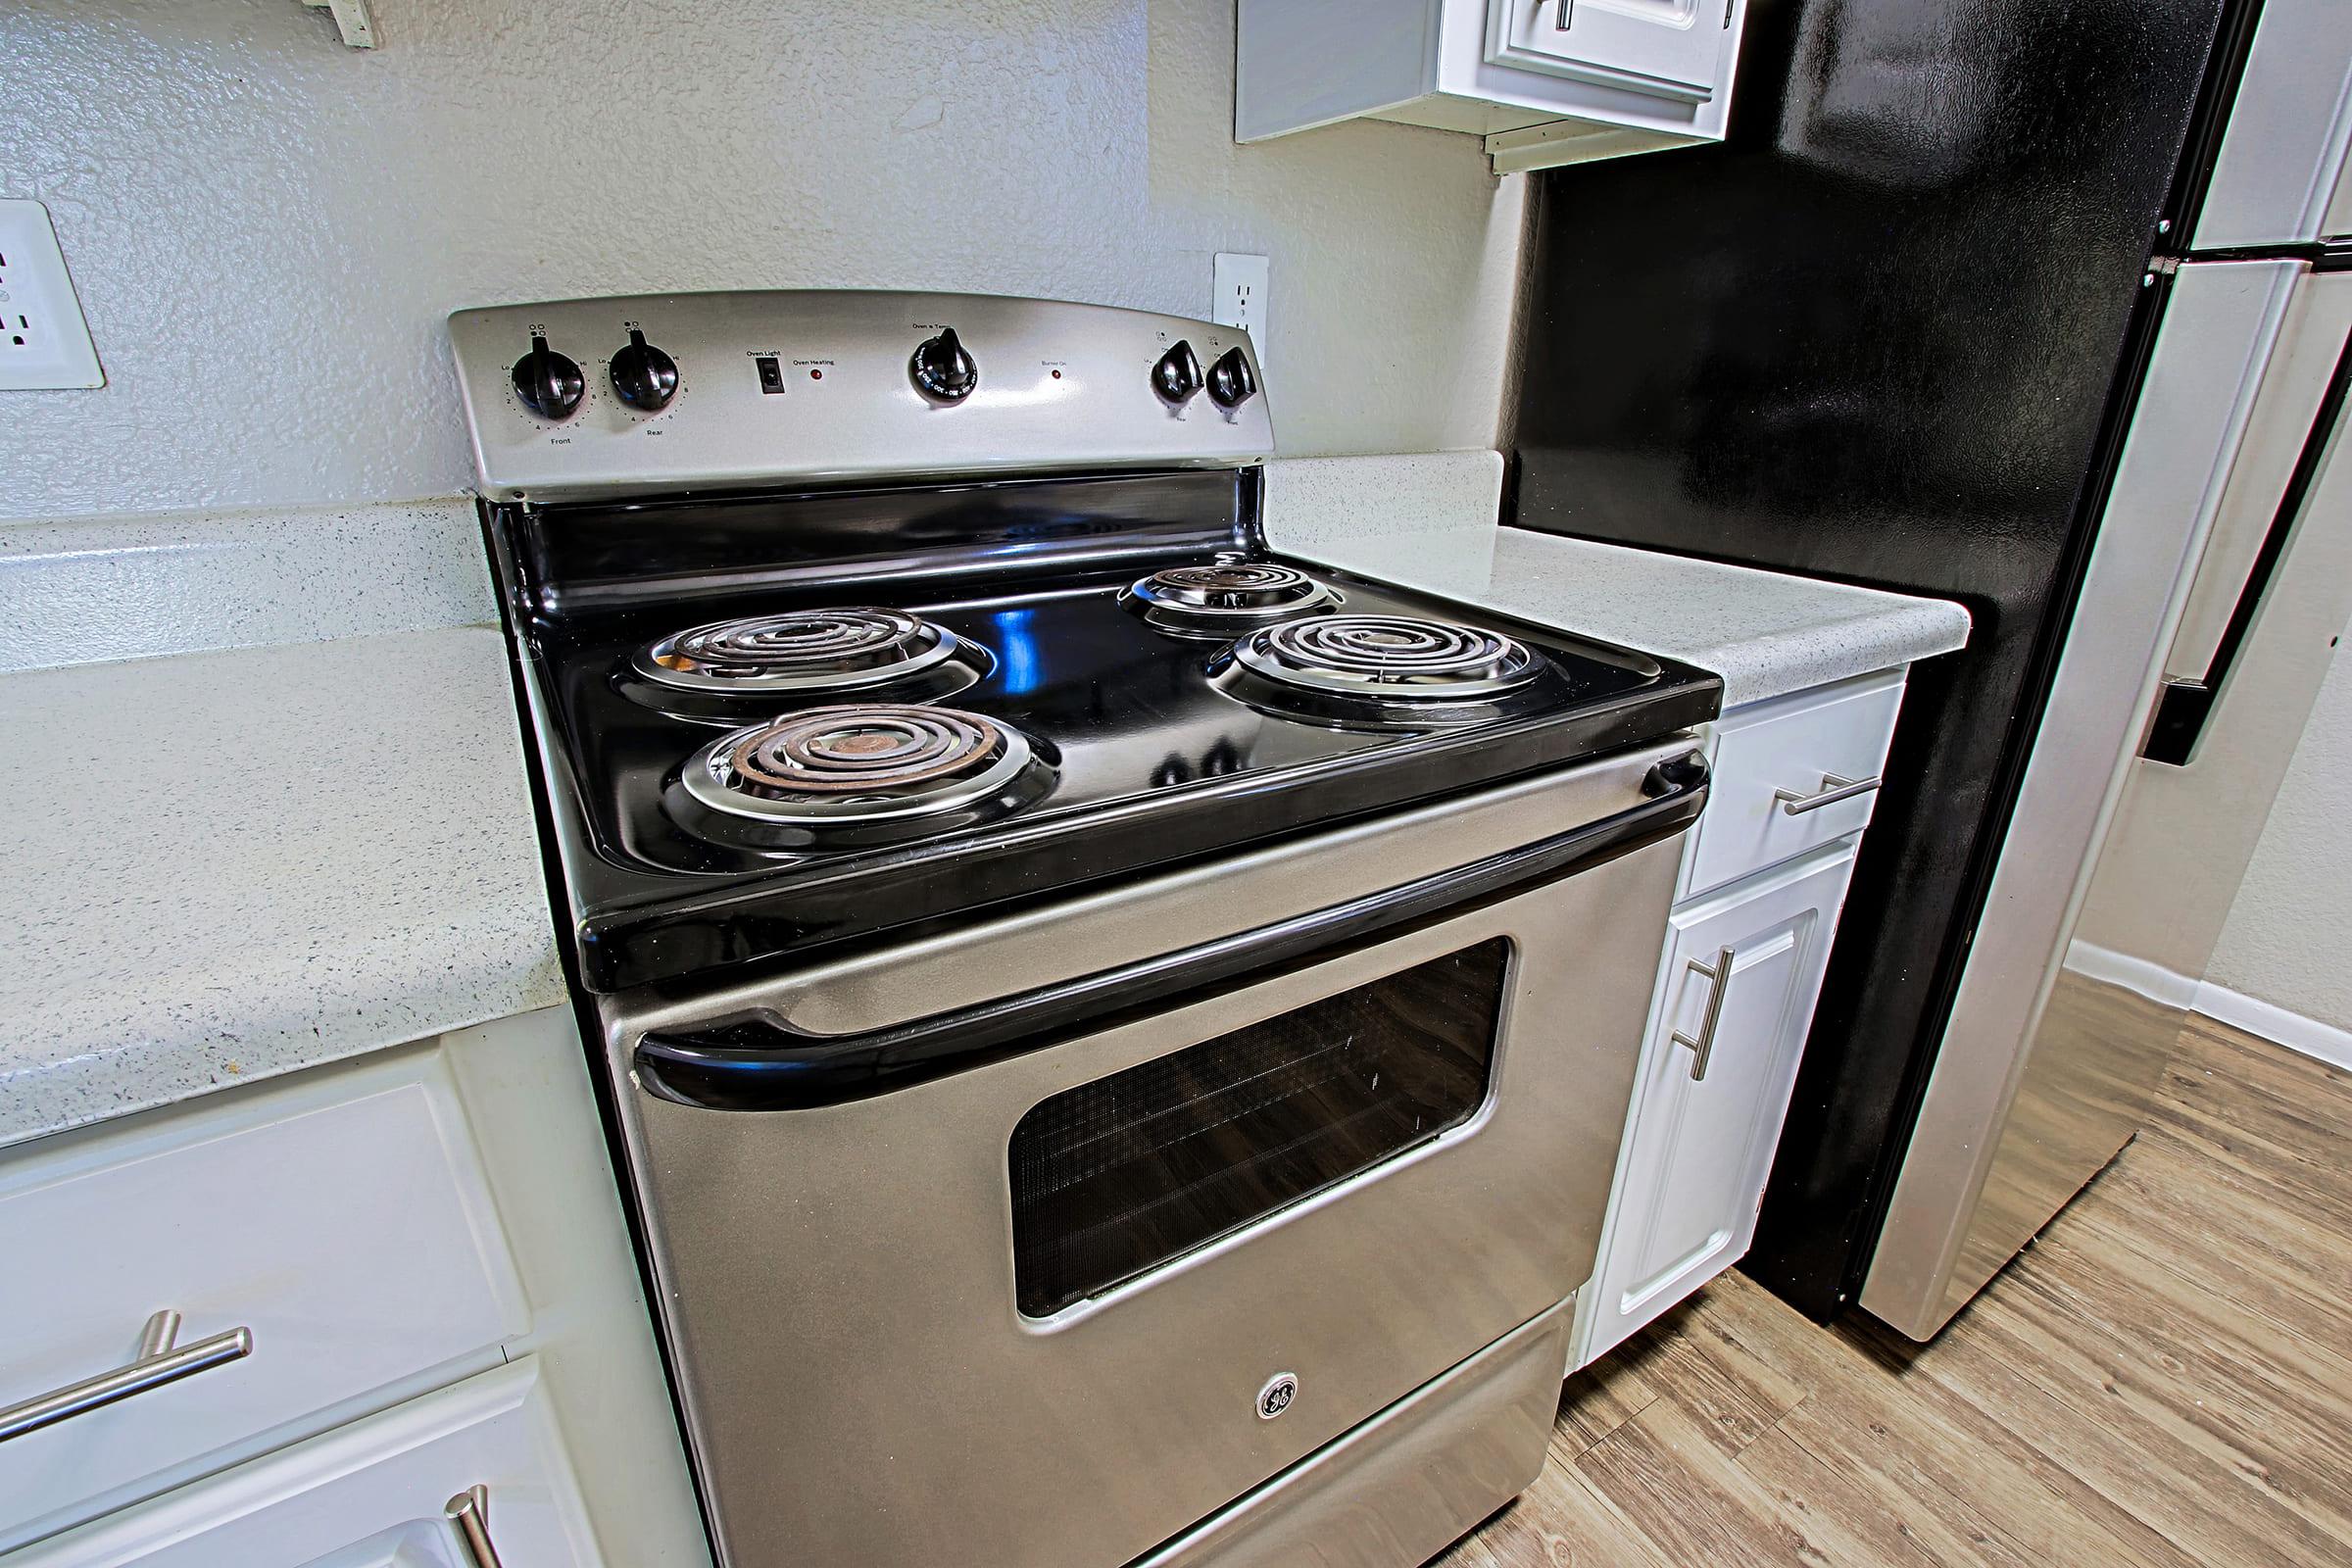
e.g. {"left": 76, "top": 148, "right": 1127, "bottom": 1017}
{"left": 1007, "top": 937, "right": 1509, "bottom": 1318}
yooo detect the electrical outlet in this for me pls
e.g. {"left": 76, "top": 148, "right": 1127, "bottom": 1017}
{"left": 0, "top": 200, "right": 105, "bottom": 391}
{"left": 1213, "top": 254, "right": 1270, "bottom": 365}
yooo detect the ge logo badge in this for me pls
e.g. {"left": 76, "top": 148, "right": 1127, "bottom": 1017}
{"left": 1256, "top": 1372, "right": 1298, "bottom": 1420}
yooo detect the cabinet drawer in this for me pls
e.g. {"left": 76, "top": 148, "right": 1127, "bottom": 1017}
{"left": 11, "top": 1358, "right": 601, "bottom": 1567}
{"left": 1682, "top": 672, "right": 1903, "bottom": 899}
{"left": 0, "top": 1047, "right": 529, "bottom": 1547}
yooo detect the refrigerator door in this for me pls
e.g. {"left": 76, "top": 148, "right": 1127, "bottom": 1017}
{"left": 1863, "top": 262, "right": 2352, "bottom": 1339}
{"left": 1505, "top": 0, "right": 2230, "bottom": 1316}
{"left": 2190, "top": 0, "right": 2352, "bottom": 250}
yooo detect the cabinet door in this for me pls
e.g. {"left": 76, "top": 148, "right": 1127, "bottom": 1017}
{"left": 1574, "top": 843, "right": 1855, "bottom": 1367}
{"left": 1485, "top": 0, "right": 1736, "bottom": 103}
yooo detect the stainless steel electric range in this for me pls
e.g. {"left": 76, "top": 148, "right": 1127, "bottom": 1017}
{"left": 449, "top": 290, "right": 1722, "bottom": 1568}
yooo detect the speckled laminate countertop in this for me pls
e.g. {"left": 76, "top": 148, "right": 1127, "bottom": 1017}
{"left": 0, "top": 462, "right": 1966, "bottom": 1151}
{"left": 0, "top": 624, "right": 564, "bottom": 1151}
{"left": 1262, "top": 453, "right": 1971, "bottom": 708}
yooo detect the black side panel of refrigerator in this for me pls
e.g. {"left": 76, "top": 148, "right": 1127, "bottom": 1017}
{"left": 1505, "top": 0, "right": 2229, "bottom": 1317}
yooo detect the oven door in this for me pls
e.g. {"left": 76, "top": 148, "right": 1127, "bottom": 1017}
{"left": 606, "top": 738, "right": 1704, "bottom": 1568}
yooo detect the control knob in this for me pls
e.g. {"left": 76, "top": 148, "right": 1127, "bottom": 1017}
{"left": 1206, "top": 346, "right": 1258, "bottom": 411}
{"left": 510, "top": 334, "right": 585, "bottom": 420}
{"left": 609, "top": 328, "right": 679, "bottom": 412}
{"left": 1152, "top": 340, "right": 1203, "bottom": 404}
{"left": 909, "top": 326, "right": 978, "bottom": 403}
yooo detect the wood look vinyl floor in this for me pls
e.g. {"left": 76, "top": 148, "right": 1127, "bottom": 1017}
{"left": 1435, "top": 1015, "right": 2352, "bottom": 1567}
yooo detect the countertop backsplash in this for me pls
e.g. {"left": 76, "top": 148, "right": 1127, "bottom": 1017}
{"left": 0, "top": 452, "right": 1507, "bottom": 677}
{"left": 0, "top": 498, "right": 493, "bottom": 674}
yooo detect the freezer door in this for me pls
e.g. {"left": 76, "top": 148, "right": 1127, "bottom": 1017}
{"left": 1860, "top": 260, "right": 2340, "bottom": 1340}
{"left": 2191, "top": 0, "right": 2352, "bottom": 250}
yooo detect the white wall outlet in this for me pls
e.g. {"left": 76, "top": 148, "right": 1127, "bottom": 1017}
{"left": 1213, "top": 253, "right": 1270, "bottom": 364}
{"left": 0, "top": 201, "right": 105, "bottom": 391}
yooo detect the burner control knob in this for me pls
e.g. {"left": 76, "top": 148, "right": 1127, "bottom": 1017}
{"left": 1206, "top": 346, "right": 1258, "bottom": 411}
{"left": 511, "top": 334, "right": 586, "bottom": 420}
{"left": 609, "top": 328, "right": 679, "bottom": 412}
{"left": 909, "top": 326, "right": 978, "bottom": 403}
{"left": 1152, "top": 339, "right": 1203, "bottom": 404}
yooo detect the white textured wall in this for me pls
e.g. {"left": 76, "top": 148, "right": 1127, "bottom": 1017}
{"left": 2209, "top": 610, "right": 2352, "bottom": 1031}
{"left": 2, "top": 0, "right": 1525, "bottom": 520}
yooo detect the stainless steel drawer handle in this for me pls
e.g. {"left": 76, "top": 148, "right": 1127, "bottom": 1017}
{"left": 0, "top": 1309, "right": 254, "bottom": 1445}
{"left": 1670, "top": 946, "right": 1736, "bottom": 1082}
{"left": 1774, "top": 771, "right": 1882, "bottom": 815}
{"left": 448, "top": 1484, "right": 507, "bottom": 1568}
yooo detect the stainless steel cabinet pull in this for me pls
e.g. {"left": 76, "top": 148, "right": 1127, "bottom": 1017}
{"left": 1773, "top": 771, "right": 1881, "bottom": 814}
{"left": 1670, "top": 946, "right": 1737, "bottom": 1081}
{"left": 448, "top": 1484, "right": 507, "bottom": 1568}
{"left": 0, "top": 1309, "right": 253, "bottom": 1444}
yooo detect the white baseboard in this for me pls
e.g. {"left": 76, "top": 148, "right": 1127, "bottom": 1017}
{"left": 2064, "top": 940, "right": 2352, "bottom": 1073}
{"left": 2191, "top": 980, "right": 2352, "bottom": 1074}
{"left": 2066, "top": 940, "right": 2201, "bottom": 1010}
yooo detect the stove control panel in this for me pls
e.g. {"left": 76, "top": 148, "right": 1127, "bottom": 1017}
{"left": 448, "top": 290, "right": 1274, "bottom": 504}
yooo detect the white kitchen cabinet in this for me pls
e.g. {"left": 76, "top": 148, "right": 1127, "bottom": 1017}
{"left": 0, "top": 1049, "right": 527, "bottom": 1548}
{"left": 1237, "top": 0, "right": 1751, "bottom": 172}
{"left": 1678, "top": 671, "right": 1900, "bottom": 901}
{"left": 1567, "top": 669, "right": 1904, "bottom": 1369}
{"left": 1483, "top": 0, "right": 1735, "bottom": 105}
{"left": 9, "top": 1360, "right": 595, "bottom": 1568}
{"left": 0, "top": 1010, "right": 710, "bottom": 1566}
{"left": 1576, "top": 844, "right": 1854, "bottom": 1362}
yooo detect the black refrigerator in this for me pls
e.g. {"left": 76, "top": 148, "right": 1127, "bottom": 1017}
{"left": 1508, "top": 0, "right": 2352, "bottom": 1326}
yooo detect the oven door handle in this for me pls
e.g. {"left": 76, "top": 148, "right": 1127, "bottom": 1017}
{"left": 633, "top": 751, "right": 1709, "bottom": 1111}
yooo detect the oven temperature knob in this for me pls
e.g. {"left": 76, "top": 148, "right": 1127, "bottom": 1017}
{"left": 1152, "top": 340, "right": 1203, "bottom": 404}
{"left": 1206, "top": 346, "right": 1258, "bottom": 411}
{"left": 511, "top": 334, "right": 585, "bottom": 420}
{"left": 610, "top": 329, "right": 679, "bottom": 412}
{"left": 909, "top": 327, "right": 979, "bottom": 403}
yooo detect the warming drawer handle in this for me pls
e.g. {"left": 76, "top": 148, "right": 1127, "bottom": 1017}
{"left": 0, "top": 1309, "right": 253, "bottom": 1445}
{"left": 1671, "top": 946, "right": 1737, "bottom": 1082}
{"left": 1773, "top": 771, "right": 1881, "bottom": 815}
{"left": 447, "top": 1484, "right": 507, "bottom": 1568}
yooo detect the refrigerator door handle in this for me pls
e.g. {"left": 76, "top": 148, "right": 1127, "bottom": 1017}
{"left": 2147, "top": 285, "right": 2352, "bottom": 765}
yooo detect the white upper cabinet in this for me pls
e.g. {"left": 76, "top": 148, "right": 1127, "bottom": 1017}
{"left": 1237, "top": 0, "right": 1751, "bottom": 172}
{"left": 1484, "top": 0, "right": 1732, "bottom": 103}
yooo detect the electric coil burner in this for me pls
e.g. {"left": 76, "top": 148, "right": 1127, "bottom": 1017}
{"left": 1242, "top": 615, "right": 1538, "bottom": 696}
{"left": 626, "top": 608, "right": 993, "bottom": 713}
{"left": 451, "top": 289, "right": 1724, "bottom": 1568}
{"left": 1211, "top": 613, "right": 1566, "bottom": 730}
{"left": 674, "top": 703, "right": 1052, "bottom": 846}
{"left": 1121, "top": 560, "right": 1341, "bottom": 636}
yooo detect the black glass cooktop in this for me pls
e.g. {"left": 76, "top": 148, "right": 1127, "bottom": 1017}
{"left": 488, "top": 470, "right": 1721, "bottom": 992}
